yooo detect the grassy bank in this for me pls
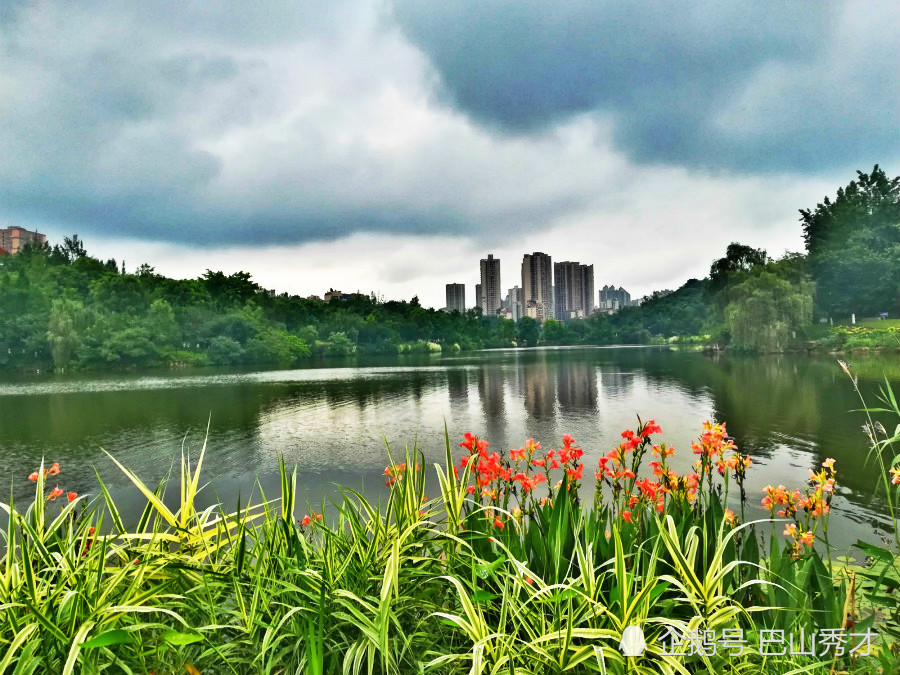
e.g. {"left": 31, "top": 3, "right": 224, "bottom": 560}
{"left": 2, "top": 368, "right": 899, "bottom": 674}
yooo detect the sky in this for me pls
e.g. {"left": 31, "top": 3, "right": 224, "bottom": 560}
{"left": 1, "top": 0, "right": 897, "bottom": 308}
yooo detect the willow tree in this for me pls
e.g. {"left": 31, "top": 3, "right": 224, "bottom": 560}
{"left": 46, "top": 298, "right": 90, "bottom": 371}
{"left": 724, "top": 263, "right": 814, "bottom": 353}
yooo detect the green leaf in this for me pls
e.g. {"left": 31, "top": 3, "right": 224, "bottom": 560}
{"left": 80, "top": 629, "right": 133, "bottom": 649}
{"left": 161, "top": 630, "right": 204, "bottom": 646}
{"left": 471, "top": 590, "right": 498, "bottom": 603}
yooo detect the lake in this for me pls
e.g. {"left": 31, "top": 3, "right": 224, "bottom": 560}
{"left": 1, "top": 346, "right": 897, "bottom": 550}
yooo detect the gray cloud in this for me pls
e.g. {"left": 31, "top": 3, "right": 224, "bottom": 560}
{"left": 391, "top": 0, "right": 898, "bottom": 173}
{"left": 0, "top": 0, "right": 895, "bottom": 252}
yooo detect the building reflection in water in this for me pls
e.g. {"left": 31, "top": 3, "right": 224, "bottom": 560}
{"left": 478, "top": 364, "right": 507, "bottom": 442}
{"left": 446, "top": 368, "right": 469, "bottom": 406}
{"left": 520, "top": 359, "right": 556, "bottom": 422}
{"left": 556, "top": 359, "right": 598, "bottom": 415}
{"left": 598, "top": 367, "right": 635, "bottom": 398}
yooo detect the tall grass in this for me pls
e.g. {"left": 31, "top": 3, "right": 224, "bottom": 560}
{"left": 1, "top": 367, "right": 898, "bottom": 674}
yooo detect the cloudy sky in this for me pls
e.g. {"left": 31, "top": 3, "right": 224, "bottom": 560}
{"left": 1, "top": 1, "right": 897, "bottom": 307}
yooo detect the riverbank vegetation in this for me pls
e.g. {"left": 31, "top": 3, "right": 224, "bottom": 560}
{"left": 1, "top": 365, "right": 899, "bottom": 674}
{"left": 0, "top": 165, "right": 897, "bottom": 372}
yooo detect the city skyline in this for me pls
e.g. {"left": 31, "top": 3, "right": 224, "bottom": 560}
{"left": 0, "top": 2, "right": 895, "bottom": 309}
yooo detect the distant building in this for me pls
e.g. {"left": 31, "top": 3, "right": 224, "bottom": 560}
{"left": 505, "top": 285, "right": 523, "bottom": 322}
{"left": 445, "top": 283, "right": 466, "bottom": 313}
{"left": 554, "top": 262, "right": 594, "bottom": 321}
{"left": 522, "top": 252, "right": 553, "bottom": 321}
{"left": 323, "top": 288, "right": 343, "bottom": 302}
{"left": 598, "top": 285, "right": 631, "bottom": 313}
{"left": 480, "top": 254, "right": 501, "bottom": 315}
{"left": 596, "top": 298, "right": 620, "bottom": 315}
{"left": 0, "top": 227, "right": 46, "bottom": 255}
{"left": 474, "top": 284, "right": 482, "bottom": 311}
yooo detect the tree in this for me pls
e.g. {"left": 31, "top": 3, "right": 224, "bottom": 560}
{"left": 146, "top": 299, "right": 179, "bottom": 347}
{"left": 324, "top": 331, "right": 356, "bottom": 356}
{"left": 47, "top": 298, "right": 88, "bottom": 371}
{"left": 207, "top": 336, "right": 246, "bottom": 365}
{"left": 53, "top": 234, "right": 88, "bottom": 264}
{"left": 517, "top": 316, "right": 539, "bottom": 347}
{"left": 724, "top": 260, "right": 814, "bottom": 352}
{"left": 801, "top": 165, "right": 900, "bottom": 317}
{"left": 540, "top": 319, "right": 573, "bottom": 345}
{"left": 708, "top": 243, "right": 768, "bottom": 299}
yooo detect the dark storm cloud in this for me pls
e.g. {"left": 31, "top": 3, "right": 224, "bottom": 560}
{"left": 391, "top": 0, "right": 899, "bottom": 173}
{"left": 0, "top": 0, "right": 895, "bottom": 249}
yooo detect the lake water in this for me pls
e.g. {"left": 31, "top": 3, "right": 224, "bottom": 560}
{"left": 1, "top": 347, "right": 897, "bottom": 550}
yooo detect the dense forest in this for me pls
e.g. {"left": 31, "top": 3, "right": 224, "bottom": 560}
{"left": 0, "top": 166, "right": 897, "bottom": 371}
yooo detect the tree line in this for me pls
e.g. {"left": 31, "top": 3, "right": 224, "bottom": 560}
{"left": 1, "top": 165, "right": 896, "bottom": 370}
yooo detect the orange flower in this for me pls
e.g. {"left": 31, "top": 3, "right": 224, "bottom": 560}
{"left": 723, "top": 509, "right": 737, "bottom": 526}
{"left": 47, "top": 485, "right": 64, "bottom": 501}
{"left": 822, "top": 458, "right": 836, "bottom": 471}
{"left": 524, "top": 576, "right": 533, "bottom": 585}
{"left": 67, "top": 491, "right": 77, "bottom": 503}
{"left": 48, "top": 462, "right": 61, "bottom": 476}
{"left": 493, "top": 517, "right": 504, "bottom": 530}
{"left": 300, "top": 515, "right": 311, "bottom": 527}
{"left": 890, "top": 466, "right": 900, "bottom": 485}
{"left": 27, "top": 471, "right": 39, "bottom": 482}
{"left": 783, "top": 523, "right": 797, "bottom": 537}
{"left": 622, "top": 510, "right": 632, "bottom": 523}
{"left": 800, "top": 530, "right": 815, "bottom": 546}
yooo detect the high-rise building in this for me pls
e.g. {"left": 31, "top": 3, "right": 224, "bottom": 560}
{"left": 0, "top": 227, "right": 46, "bottom": 255}
{"left": 505, "top": 285, "right": 523, "bottom": 322}
{"left": 521, "top": 252, "right": 553, "bottom": 321}
{"left": 598, "top": 285, "right": 631, "bottom": 313}
{"left": 480, "top": 254, "right": 501, "bottom": 316}
{"left": 445, "top": 283, "right": 466, "bottom": 313}
{"left": 474, "top": 284, "right": 482, "bottom": 311}
{"left": 554, "top": 262, "right": 594, "bottom": 321}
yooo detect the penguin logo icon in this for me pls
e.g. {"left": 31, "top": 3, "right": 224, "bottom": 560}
{"left": 619, "top": 625, "right": 647, "bottom": 657}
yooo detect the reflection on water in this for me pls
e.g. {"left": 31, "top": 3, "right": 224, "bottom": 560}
{"left": 1, "top": 347, "right": 898, "bottom": 549}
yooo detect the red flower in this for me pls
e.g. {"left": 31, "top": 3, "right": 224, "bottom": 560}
{"left": 622, "top": 510, "right": 632, "bottom": 523}
{"left": 493, "top": 517, "right": 504, "bottom": 530}
{"left": 641, "top": 420, "right": 662, "bottom": 437}
{"left": 566, "top": 464, "right": 583, "bottom": 481}
{"left": 67, "top": 491, "right": 78, "bottom": 503}
{"left": 47, "top": 485, "right": 64, "bottom": 501}
{"left": 27, "top": 471, "right": 39, "bottom": 482}
{"left": 300, "top": 515, "right": 312, "bottom": 527}
{"left": 47, "top": 462, "right": 61, "bottom": 476}
{"left": 459, "top": 432, "right": 477, "bottom": 451}
{"left": 82, "top": 526, "right": 96, "bottom": 556}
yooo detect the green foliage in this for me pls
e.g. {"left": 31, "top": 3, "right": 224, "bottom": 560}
{"left": 517, "top": 316, "right": 540, "bottom": 346}
{"left": 801, "top": 165, "right": 900, "bottom": 318}
{"left": 724, "top": 261, "right": 814, "bottom": 352}
{"left": 207, "top": 335, "right": 246, "bottom": 364}
{"left": 46, "top": 298, "right": 90, "bottom": 371}
{"left": 324, "top": 331, "right": 357, "bottom": 356}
